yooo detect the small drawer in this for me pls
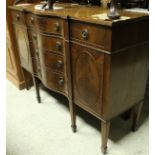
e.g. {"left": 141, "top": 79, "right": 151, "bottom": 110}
{"left": 46, "top": 69, "right": 67, "bottom": 93}
{"left": 12, "top": 10, "right": 25, "bottom": 25}
{"left": 44, "top": 52, "right": 64, "bottom": 73}
{"left": 36, "top": 16, "right": 63, "bottom": 35}
{"left": 38, "top": 34, "right": 63, "bottom": 54}
{"left": 32, "top": 58, "right": 41, "bottom": 78}
{"left": 26, "top": 13, "right": 36, "bottom": 28}
{"left": 70, "top": 21, "right": 111, "bottom": 50}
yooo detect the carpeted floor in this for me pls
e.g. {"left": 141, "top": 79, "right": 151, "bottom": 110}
{"left": 6, "top": 80, "right": 149, "bottom": 155}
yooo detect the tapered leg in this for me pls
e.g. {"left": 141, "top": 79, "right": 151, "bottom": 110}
{"left": 32, "top": 76, "right": 41, "bottom": 103}
{"left": 21, "top": 68, "right": 29, "bottom": 90}
{"left": 101, "top": 121, "right": 110, "bottom": 155}
{"left": 131, "top": 102, "right": 143, "bottom": 132}
{"left": 69, "top": 100, "right": 77, "bottom": 132}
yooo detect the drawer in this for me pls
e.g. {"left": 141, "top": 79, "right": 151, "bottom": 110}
{"left": 32, "top": 58, "right": 41, "bottom": 78}
{"left": 36, "top": 16, "right": 63, "bottom": 35}
{"left": 26, "top": 13, "right": 36, "bottom": 28}
{"left": 38, "top": 34, "right": 63, "bottom": 54}
{"left": 46, "top": 69, "right": 67, "bottom": 93}
{"left": 70, "top": 21, "right": 111, "bottom": 50}
{"left": 44, "top": 52, "right": 64, "bottom": 73}
{"left": 12, "top": 10, "right": 25, "bottom": 25}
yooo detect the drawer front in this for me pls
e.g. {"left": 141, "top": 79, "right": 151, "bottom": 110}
{"left": 12, "top": 10, "right": 25, "bottom": 25}
{"left": 70, "top": 21, "right": 111, "bottom": 50}
{"left": 36, "top": 16, "right": 63, "bottom": 35}
{"left": 46, "top": 69, "right": 67, "bottom": 93}
{"left": 26, "top": 13, "right": 36, "bottom": 28}
{"left": 38, "top": 34, "right": 63, "bottom": 54}
{"left": 44, "top": 52, "right": 64, "bottom": 73}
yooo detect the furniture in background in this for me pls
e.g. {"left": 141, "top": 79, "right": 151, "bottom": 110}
{"left": 6, "top": 0, "right": 33, "bottom": 89}
{"left": 9, "top": 2, "right": 149, "bottom": 154}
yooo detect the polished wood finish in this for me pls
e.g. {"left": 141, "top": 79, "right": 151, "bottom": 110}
{"left": 46, "top": 69, "right": 67, "bottom": 94}
{"left": 44, "top": 52, "right": 64, "bottom": 73}
{"left": 70, "top": 21, "right": 112, "bottom": 51}
{"left": 9, "top": 3, "right": 149, "bottom": 154}
{"left": 36, "top": 16, "right": 63, "bottom": 35}
{"left": 101, "top": 121, "right": 110, "bottom": 155}
{"left": 38, "top": 34, "right": 64, "bottom": 54}
{"left": 12, "top": 10, "right": 25, "bottom": 25}
{"left": 71, "top": 43, "right": 104, "bottom": 116}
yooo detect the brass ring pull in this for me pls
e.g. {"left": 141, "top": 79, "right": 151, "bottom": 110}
{"left": 58, "top": 78, "right": 64, "bottom": 86}
{"left": 81, "top": 29, "right": 89, "bottom": 39}
{"left": 55, "top": 41, "right": 62, "bottom": 50}
{"left": 54, "top": 22, "right": 60, "bottom": 32}
{"left": 56, "top": 60, "right": 63, "bottom": 68}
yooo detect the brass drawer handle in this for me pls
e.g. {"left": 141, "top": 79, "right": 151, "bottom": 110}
{"left": 30, "top": 17, "right": 34, "bottom": 24}
{"left": 56, "top": 60, "right": 63, "bottom": 69}
{"left": 55, "top": 41, "right": 62, "bottom": 50}
{"left": 54, "top": 22, "right": 60, "bottom": 32}
{"left": 81, "top": 29, "right": 89, "bottom": 39}
{"left": 16, "top": 14, "right": 20, "bottom": 21}
{"left": 58, "top": 77, "right": 64, "bottom": 86}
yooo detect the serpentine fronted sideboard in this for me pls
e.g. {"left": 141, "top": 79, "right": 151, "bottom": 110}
{"left": 9, "top": 3, "right": 149, "bottom": 154}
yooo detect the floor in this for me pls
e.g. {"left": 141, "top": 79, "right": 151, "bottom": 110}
{"left": 6, "top": 80, "right": 149, "bottom": 155}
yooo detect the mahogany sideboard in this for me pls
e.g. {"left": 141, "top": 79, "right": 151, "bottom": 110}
{"left": 9, "top": 3, "right": 149, "bottom": 154}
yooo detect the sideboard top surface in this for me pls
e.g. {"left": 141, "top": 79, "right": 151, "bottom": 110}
{"left": 9, "top": 2, "right": 149, "bottom": 26}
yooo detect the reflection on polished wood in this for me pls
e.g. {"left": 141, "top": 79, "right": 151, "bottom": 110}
{"left": 9, "top": 3, "right": 149, "bottom": 154}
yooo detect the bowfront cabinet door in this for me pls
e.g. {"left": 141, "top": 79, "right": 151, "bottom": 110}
{"left": 70, "top": 43, "right": 104, "bottom": 115}
{"left": 14, "top": 24, "right": 32, "bottom": 73}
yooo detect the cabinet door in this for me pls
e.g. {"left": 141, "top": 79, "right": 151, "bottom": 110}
{"left": 71, "top": 43, "right": 104, "bottom": 115}
{"left": 14, "top": 24, "right": 32, "bottom": 73}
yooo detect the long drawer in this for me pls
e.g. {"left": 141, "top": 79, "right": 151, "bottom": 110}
{"left": 36, "top": 16, "right": 63, "bottom": 35}
{"left": 38, "top": 34, "right": 64, "bottom": 54}
{"left": 46, "top": 68, "right": 67, "bottom": 94}
{"left": 44, "top": 51, "right": 64, "bottom": 73}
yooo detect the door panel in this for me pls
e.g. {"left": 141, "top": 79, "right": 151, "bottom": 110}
{"left": 71, "top": 43, "right": 104, "bottom": 115}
